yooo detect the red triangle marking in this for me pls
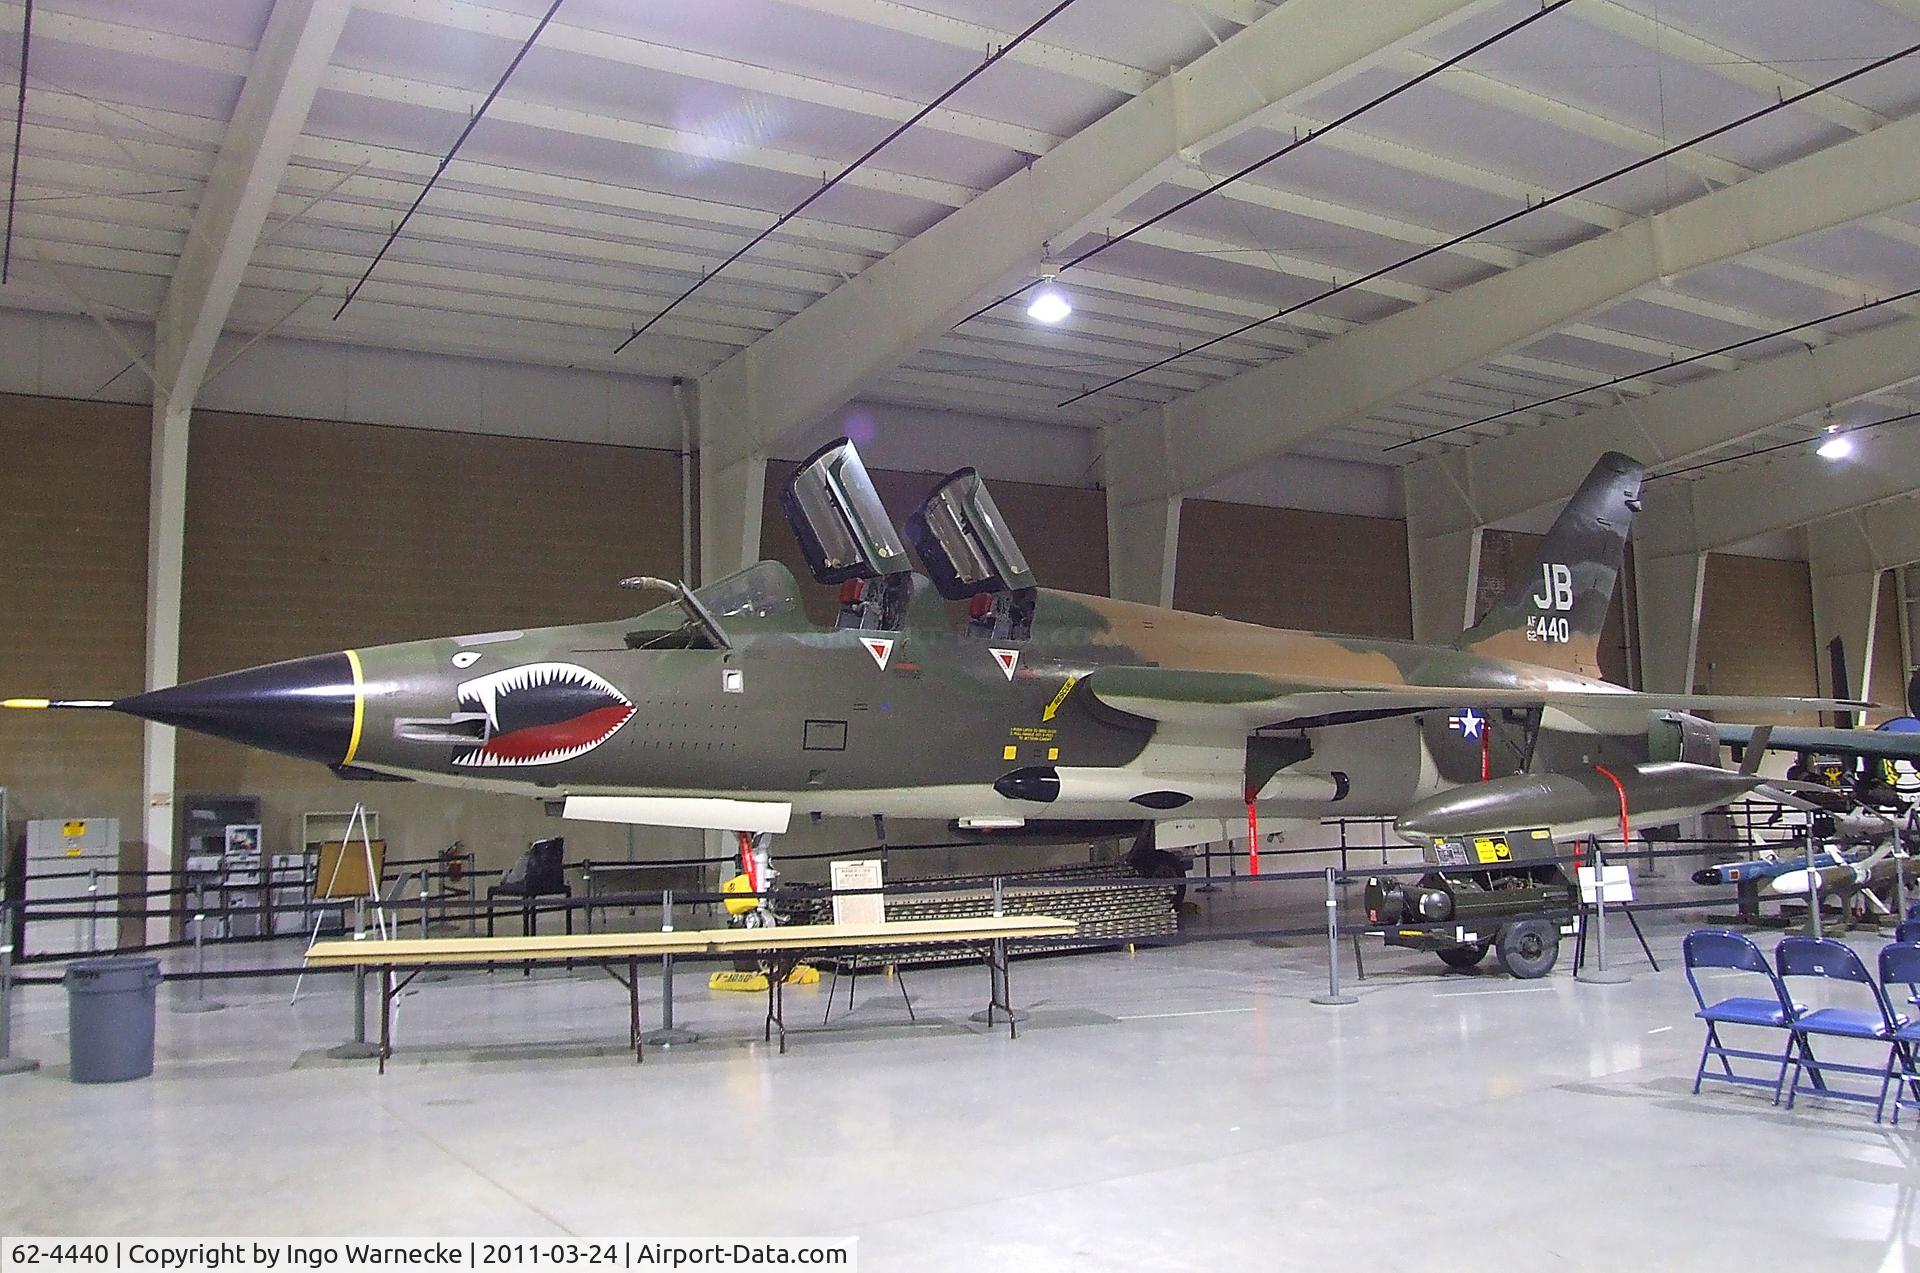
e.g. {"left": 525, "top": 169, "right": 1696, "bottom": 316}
{"left": 990, "top": 648, "right": 1019, "bottom": 680}
{"left": 863, "top": 637, "right": 894, "bottom": 670}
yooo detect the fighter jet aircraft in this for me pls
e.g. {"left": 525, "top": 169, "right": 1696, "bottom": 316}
{"left": 7, "top": 443, "right": 1905, "bottom": 909}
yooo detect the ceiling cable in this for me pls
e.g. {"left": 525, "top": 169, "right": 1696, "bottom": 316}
{"left": 613, "top": 0, "right": 1083, "bottom": 355}
{"left": 1386, "top": 282, "right": 1920, "bottom": 453}
{"left": 1647, "top": 408, "right": 1920, "bottom": 482}
{"left": 3, "top": 0, "right": 33, "bottom": 286}
{"left": 951, "top": 0, "right": 1580, "bottom": 332}
{"left": 333, "top": 0, "right": 566, "bottom": 321}
{"left": 1058, "top": 39, "right": 1920, "bottom": 408}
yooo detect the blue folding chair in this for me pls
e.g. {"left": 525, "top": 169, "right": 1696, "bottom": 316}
{"left": 1880, "top": 943, "right": 1920, "bottom": 1125}
{"left": 1777, "top": 936, "right": 1907, "bottom": 1121}
{"left": 1897, "top": 920, "right": 1920, "bottom": 945}
{"left": 1683, "top": 930, "right": 1801, "bottom": 1102}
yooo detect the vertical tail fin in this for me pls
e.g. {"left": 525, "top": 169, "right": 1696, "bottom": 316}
{"left": 1455, "top": 451, "right": 1647, "bottom": 678}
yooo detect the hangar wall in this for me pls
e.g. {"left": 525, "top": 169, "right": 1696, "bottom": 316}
{"left": 0, "top": 393, "right": 695, "bottom": 875}
{"left": 1173, "top": 501, "right": 1411, "bottom": 637}
{"left": 0, "top": 397, "right": 150, "bottom": 843}
{"left": 1695, "top": 554, "right": 1821, "bottom": 726}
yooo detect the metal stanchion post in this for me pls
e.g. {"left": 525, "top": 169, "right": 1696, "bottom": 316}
{"left": 174, "top": 886, "right": 225, "bottom": 1014}
{"left": 420, "top": 881, "right": 451, "bottom": 983}
{"left": 1311, "top": 866, "right": 1357, "bottom": 1006}
{"left": 326, "top": 897, "right": 380, "bottom": 1060}
{"left": 971, "top": 876, "right": 1026, "bottom": 1025}
{"left": 1895, "top": 844, "right": 1909, "bottom": 925}
{"left": 645, "top": 887, "right": 696, "bottom": 1046}
{"left": 86, "top": 868, "right": 99, "bottom": 954}
{"left": 0, "top": 898, "right": 40, "bottom": 1074}
{"left": 1577, "top": 838, "right": 1630, "bottom": 985}
{"left": 1807, "top": 845, "right": 1824, "bottom": 940}
{"left": 1195, "top": 842, "right": 1219, "bottom": 894}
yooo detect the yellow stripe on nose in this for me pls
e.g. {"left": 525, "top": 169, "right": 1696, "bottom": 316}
{"left": 2, "top": 698, "right": 49, "bottom": 709}
{"left": 343, "top": 649, "right": 365, "bottom": 765}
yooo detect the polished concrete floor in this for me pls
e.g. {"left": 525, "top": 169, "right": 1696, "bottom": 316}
{"left": 3, "top": 901, "right": 1918, "bottom": 1272}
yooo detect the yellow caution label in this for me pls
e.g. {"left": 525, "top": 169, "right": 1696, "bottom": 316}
{"left": 1473, "top": 835, "right": 1512, "bottom": 864}
{"left": 1002, "top": 744, "right": 1019, "bottom": 761}
{"left": 1047, "top": 747, "right": 1059, "bottom": 761}
{"left": 709, "top": 970, "right": 767, "bottom": 993}
{"left": 1042, "top": 676, "right": 1078, "bottom": 722}
{"left": 1009, "top": 726, "right": 1055, "bottom": 742}
{"left": 62, "top": 820, "right": 86, "bottom": 838}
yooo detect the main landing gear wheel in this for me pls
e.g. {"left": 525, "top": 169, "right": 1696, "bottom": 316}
{"left": 1494, "top": 919, "right": 1559, "bottom": 980}
{"left": 1437, "top": 942, "right": 1491, "bottom": 971}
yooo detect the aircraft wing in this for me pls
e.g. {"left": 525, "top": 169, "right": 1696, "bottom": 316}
{"left": 1082, "top": 667, "right": 1869, "bottom": 732}
{"left": 1717, "top": 722, "right": 1920, "bottom": 762}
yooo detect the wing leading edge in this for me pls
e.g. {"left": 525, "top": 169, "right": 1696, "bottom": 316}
{"left": 1083, "top": 666, "right": 1870, "bottom": 733}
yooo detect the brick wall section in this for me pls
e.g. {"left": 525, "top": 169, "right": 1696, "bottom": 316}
{"left": 172, "top": 410, "right": 687, "bottom": 868}
{"left": 0, "top": 397, "right": 148, "bottom": 841}
{"left": 1174, "top": 500, "right": 1412, "bottom": 639}
{"left": 1696, "top": 553, "right": 1819, "bottom": 726}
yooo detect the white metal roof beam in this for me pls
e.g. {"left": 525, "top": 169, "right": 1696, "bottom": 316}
{"left": 1393, "top": 44, "right": 1920, "bottom": 257}
{"left": 1667, "top": 431, "right": 1920, "bottom": 552}
{"left": 1813, "top": 499, "right": 1920, "bottom": 575}
{"left": 17, "top": 89, "right": 889, "bottom": 256}
{"left": 1405, "top": 314, "right": 1920, "bottom": 537}
{"left": 696, "top": 0, "right": 1495, "bottom": 466}
{"left": 152, "top": 0, "right": 348, "bottom": 408}
{"left": 355, "top": 0, "right": 1064, "bottom": 156}
{"left": 1110, "top": 109, "right": 1920, "bottom": 502}
{"left": 773, "top": 0, "right": 1156, "bottom": 95}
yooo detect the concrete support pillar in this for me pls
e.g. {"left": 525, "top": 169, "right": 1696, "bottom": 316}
{"left": 1631, "top": 483, "right": 1706, "bottom": 694}
{"left": 141, "top": 398, "right": 190, "bottom": 945}
{"left": 1402, "top": 455, "right": 1482, "bottom": 643}
{"left": 698, "top": 451, "right": 767, "bottom": 587}
{"left": 1100, "top": 411, "right": 1181, "bottom": 605}
{"left": 1409, "top": 528, "right": 1482, "bottom": 644}
{"left": 1807, "top": 516, "right": 1884, "bottom": 707}
{"left": 1107, "top": 493, "right": 1182, "bottom": 607}
{"left": 693, "top": 369, "right": 766, "bottom": 586}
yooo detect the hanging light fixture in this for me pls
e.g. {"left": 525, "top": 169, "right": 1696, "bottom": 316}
{"left": 1816, "top": 422, "right": 1854, "bottom": 460}
{"left": 1026, "top": 259, "right": 1070, "bottom": 324}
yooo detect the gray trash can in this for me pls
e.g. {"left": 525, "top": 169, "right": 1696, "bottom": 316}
{"left": 64, "top": 957, "right": 162, "bottom": 1083}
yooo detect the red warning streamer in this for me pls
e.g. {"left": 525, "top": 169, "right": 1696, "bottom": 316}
{"left": 737, "top": 830, "right": 758, "bottom": 892}
{"left": 1592, "top": 764, "right": 1632, "bottom": 847}
{"left": 1246, "top": 795, "right": 1261, "bottom": 877}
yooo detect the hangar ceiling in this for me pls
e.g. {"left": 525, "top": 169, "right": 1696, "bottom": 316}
{"left": 4, "top": 0, "right": 1920, "bottom": 482}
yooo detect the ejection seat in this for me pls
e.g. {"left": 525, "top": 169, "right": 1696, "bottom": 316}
{"left": 780, "top": 440, "right": 1039, "bottom": 646}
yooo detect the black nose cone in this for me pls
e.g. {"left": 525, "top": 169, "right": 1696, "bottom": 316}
{"left": 119, "top": 652, "right": 359, "bottom": 765}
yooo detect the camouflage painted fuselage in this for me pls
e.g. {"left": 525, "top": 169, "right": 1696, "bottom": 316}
{"left": 324, "top": 560, "right": 1652, "bottom": 827}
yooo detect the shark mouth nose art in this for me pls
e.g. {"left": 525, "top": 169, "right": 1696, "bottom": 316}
{"left": 454, "top": 662, "right": 634, "bottom": 767}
